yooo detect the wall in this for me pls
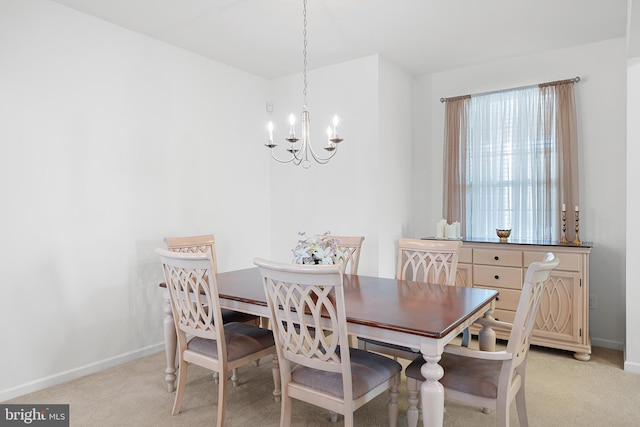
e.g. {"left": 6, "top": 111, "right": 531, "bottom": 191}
{"left": 413, "top": 38, "right": 628, "bottom": 350}
{"left": 626, "top": 56, "right": 640, "bottom": 372}
{"left": 268, "top": 55, "right": 413, "bottom": 278}
{"left": 0, "top": 0, "right": 271, "bottom": 400}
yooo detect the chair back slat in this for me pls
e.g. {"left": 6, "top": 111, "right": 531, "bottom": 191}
{"left": 156, "top": 249, "right": 226, "bottom": 350}
{"left": 255, "top": 259, "right": 351, "bottom": 387}
{"left": 164, "top": 234, "right": 218, "bottom": 273}
{"left": 397, "top": 238, "right": 462, "bottom": 285}
{"left": 507, "top": 252, "right": 560, "bottom": 371}
{"left": 327, "top": 235, "right": 365, "bottom": 275}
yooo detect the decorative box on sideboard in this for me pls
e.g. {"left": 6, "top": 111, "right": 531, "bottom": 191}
{"left": 424, "top": 237, "right": 592, "bottom": 361}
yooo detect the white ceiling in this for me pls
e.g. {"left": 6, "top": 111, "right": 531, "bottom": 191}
{"left": 50, "top": 0, "right": 629, "bottom": 79}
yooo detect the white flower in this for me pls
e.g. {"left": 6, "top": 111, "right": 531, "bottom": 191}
{"left": 292, "top": 231, "right": 344, "bottom": 266}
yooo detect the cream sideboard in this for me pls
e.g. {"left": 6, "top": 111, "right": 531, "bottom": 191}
{"left": 453, "top": 239, "right": 592, "bottom": 361}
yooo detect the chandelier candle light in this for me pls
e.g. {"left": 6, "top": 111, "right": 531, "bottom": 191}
{"left": 265, "top": 0, "right": 343, "bottom": 169}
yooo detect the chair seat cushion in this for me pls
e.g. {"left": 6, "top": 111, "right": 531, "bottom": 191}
{"left": 187, "top": 322, "right": 274, "bottom": 362}
{"left": 405, "top": 352, "right": 501, "bottom": 399}
{"left": 291, "top": 347, "right": 401, "bottom": 399}
{"left": 359, "top": 337, "right": 416, "bottom": 354}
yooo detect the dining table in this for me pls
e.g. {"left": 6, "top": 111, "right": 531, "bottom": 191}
{"left": 160, "top": 267, "right": 498, "bottom": 427}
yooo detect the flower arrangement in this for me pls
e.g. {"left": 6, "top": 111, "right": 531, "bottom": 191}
{"left": 292, "top": 231, "right": 344, "bottom": 265}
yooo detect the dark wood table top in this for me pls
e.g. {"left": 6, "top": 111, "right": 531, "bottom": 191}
{"left": 216, "top": 267, "right": 498, "bottom": 340}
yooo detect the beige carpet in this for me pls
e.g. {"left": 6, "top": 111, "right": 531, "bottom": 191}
{"left": 5, "top": 345, "right": 640, "bottom": 426}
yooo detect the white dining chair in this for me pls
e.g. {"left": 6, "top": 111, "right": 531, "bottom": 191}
{"left": 327, "top": 235, "right": 365, "bottom": 275}
{"left": 404, "top": 252, "right": 559, "bottom": 427}
{"left": 358, "top": 238, "right": 463, "bottom": 360}
{"left": 254, "top": 257, "right": 401, "bottom": 427}
{"left": 164, "top": 234, "right": 261, "bottom": 384}
{"left": 156, "top": 249, "right": 279, "bottom": 426}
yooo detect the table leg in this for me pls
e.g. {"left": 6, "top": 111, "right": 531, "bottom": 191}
{"left": 163, "top": 297, "right": 177, "bottom": 393}
{"left": 478, "top": 307, "right": 496, "bottom": 352}
{"left": 420, "top": 353, "right": 444, "bottom": 427}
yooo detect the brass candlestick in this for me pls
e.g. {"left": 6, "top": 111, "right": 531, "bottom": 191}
{"left": 573, "top": 210, "right": 582, "bottom": 245}
{"left": 560, "top": 210, "right": 568, "bottom": 244}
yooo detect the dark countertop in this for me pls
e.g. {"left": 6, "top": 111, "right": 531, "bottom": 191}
{"left": 421, "top": 236, "right": 593, "bottom": 248}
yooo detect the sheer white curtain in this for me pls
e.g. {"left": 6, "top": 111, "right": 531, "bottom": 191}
{"left": 465, "top": 88, "right": 558, "bottom": 241}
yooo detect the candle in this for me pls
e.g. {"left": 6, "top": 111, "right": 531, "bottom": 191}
{"left": 326, "top": 126, "right": 332, "bottom": 144}
{"left": 575, "top": 205, "right": 579, "bottom": 212}
{"left": 288, "top": 114, "right": 296, "bottom": 138}
{"left": 332, "top": 115, "right": 339, "bottom": 138}
{"left": 562, "top": 204, "right": 566, "bottom": 212}
{"left": 267, "top": 121, "right": 274, "bottom": 143}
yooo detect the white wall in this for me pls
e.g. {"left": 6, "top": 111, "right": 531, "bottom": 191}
{"left": 377, "top": 57, "right": 414, "bottom": 278}
{"left": 413, "top": 38, "right": 628, "bottom": 350}
{"left": 626, "top": 56, "right": 640, "bottom": 373}
{"left": 268, "top": 55, "right": 413, "bottom": 278}
{"left": 0, "top": 0, "right": 271, "bottom": 400}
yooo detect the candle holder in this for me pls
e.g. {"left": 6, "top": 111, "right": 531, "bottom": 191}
{"left": 560, "top": 210, "right": 568, "bottom": 244}
{"left": 573, "top": 210, "right": 582, "bottom": 245}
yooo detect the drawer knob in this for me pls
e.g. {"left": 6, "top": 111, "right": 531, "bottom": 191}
{"left": 494, "top": 275, "right": 499, "bottom": 280}
{"left": 496, "top": 297, "right": 500, "bottom": 301}
{"left": 494, "top": 256, "right": 499, "bottom": 261}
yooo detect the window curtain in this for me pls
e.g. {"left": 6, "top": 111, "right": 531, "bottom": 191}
{"left": 443, "top": 80, "right": 579, "bottom": 241}
{"left": 540, "top": 81, "right": 580, "bottom": 242}
{"left": 443, "top": 95, "right": 470, "bottom": 236}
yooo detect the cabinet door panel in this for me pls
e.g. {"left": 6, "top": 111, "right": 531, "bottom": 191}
{"left": 455, "top": 263, "right": 472, "bottom": 287}
{"left": 534, "top": 271, "right": 582, "bottom": 344}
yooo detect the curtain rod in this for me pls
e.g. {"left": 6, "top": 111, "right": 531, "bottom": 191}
{"left": 440, "top": 76, "right": 580, "bottom": 103}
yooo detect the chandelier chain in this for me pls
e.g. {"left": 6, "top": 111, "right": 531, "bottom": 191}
{"left": 302, "top": 0, "right": 308, "bottom": 108}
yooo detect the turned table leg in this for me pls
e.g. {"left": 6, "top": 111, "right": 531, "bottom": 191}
{"left": 419, "top": 353, "right": 445, "bottom": 427}
{"left": 163, "top": 296, "right": 177, "bottom": 393}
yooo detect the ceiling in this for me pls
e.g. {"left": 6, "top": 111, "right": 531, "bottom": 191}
{"left": 50, "top": 0, "right": 629, "bottom": 79}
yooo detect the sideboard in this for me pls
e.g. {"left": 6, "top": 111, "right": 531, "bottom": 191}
{"left": 432, "top": 238, "right": 592, "bottom": 361}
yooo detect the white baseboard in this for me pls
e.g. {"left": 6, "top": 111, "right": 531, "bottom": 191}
{"left": 0, "top": 343, "right": 165, "bottom": 402}
{"left": 624, "top": 360, "right": 640, "bottom": 374}
{"left": 591, "top": 337, "right": 624, "bottom": 351}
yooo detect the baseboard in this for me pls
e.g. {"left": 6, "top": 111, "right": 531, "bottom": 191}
{"left": 0, "top": 343, "right": 165, "bottom": 402}
{"left": 623, "top": 360, "right": 640, "bottom": 374}
{"left": 591, "top": 337, "right": 624, "bottom": 351}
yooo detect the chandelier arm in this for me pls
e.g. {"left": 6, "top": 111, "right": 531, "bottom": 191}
{"left": 269, "top": 148, "right": 303, "bottom": 165}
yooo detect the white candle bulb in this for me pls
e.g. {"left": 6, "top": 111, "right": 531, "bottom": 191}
{"left": 288, "top": 114, "right": 295, "bottom": 138}
{"left": 267, "top": 121, "right": 274, "bottom": 142}
{"left": 562, "top": 204, "right": 566, "bottom": 211}
{"left": 332, "top": 115, "right": 339, "bottom": 138}
{"left": 326, "top": 126, "right": 332, "bottom": 143}
{"left": 575, "top": 205, "right": 579, "bottom": 212}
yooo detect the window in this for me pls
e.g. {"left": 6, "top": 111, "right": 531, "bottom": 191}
{"left": 443, "top": 80, "right": 579, "bottom": 242}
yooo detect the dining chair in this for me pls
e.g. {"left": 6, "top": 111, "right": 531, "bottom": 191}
{"left": 165, "top": 234, "right": 261, "bottom": 383}
{"left": 404, "top": 252, "right": 559, "bottom": 427}
{"left": 327, "top": 235, "right": 365, "bottom": 275}
{"left": 254, "top": 258, "right": 402, "bottom": 427}
{"left": 358, "top": 238, "right": 463, "bottom": 360}
{"left": 156, "top": 248, "right": 279, "bottom": 425}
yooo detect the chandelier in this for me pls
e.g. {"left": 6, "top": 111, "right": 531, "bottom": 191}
{"left": 265, "top": 0, "right": 343, "bottom": 169}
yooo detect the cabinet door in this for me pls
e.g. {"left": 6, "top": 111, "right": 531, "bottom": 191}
{"left": 533, "top": 271, "right": 582, "bottom": 344}
{"left": 455, "top": 263, "right": 472, "bottom": 287}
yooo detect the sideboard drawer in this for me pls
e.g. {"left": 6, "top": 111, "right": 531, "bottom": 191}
{"left": 473, "top": 265, "right": 523, "bottom": 289}
{"left": 476, "top": 286, "right": 520, "bottom": 311}
{"left": 474, "top": 249, "right": 522, "bottom": 267}
{"left": 524, "top": 251, "right": 581, "bottom": 271}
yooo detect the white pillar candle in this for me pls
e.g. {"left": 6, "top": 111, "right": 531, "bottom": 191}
{"left": 435, "top": 219, "right": 446, "bottom": 239}
{"left": 562, "top": 204, "right": 566, "bottom": 212}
